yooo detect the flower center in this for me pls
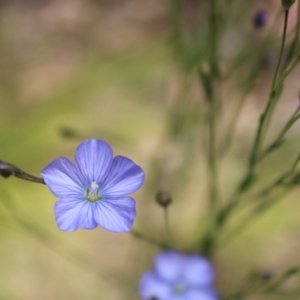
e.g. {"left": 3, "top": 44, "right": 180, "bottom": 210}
{"left": 84, "top": 181, "right": 102, "bottom": 202}
{"left": 173, "top": 281, "right": 186, "bottom": 295}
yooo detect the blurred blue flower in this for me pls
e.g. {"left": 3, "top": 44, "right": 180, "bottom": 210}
{"left": 253, "top": 10, "right": 268, "bottom": 28}
{"left": 41, "top": 139, "right": 145, "bottom": 232}
{"left": 139, "top": 251, "right": 218, "bottom": 300}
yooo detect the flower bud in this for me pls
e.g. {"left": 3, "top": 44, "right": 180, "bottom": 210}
{"left": 281, "top": 0, "right": 296, "bottom": 10}
{"left": 59, "top": 126, "right": 77, "bottom": 139}
{"left": 253, "top": 10, "right": 268, "bottom": 28}
{"left": 155, "top": 191, "right": 172, "bottom": 208}
{"left": 0, "top": 163, "right": 13, "bottom": 178}
{"left": 261, "top": 271, "right": 273, "bottom": 281}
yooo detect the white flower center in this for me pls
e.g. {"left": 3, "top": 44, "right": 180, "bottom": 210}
{"left": 91, "top": 182, "right": 99, "bottom": 190}
{"left": 84, "top": 181, "right": 102, "bottom": 202}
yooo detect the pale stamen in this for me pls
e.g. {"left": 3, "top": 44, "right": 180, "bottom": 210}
{"left": 84, "top": 181, "right": 102, "bottom": 202}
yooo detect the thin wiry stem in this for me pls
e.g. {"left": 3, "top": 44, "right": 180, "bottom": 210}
{"left": 0, "top": 160, "right": 45, "bottom": 184}
{"left": 199, "top": 0, "right": 220, "bottom": 257}
{"left": 219, "top": 154, "right": 300, "bottom": 247}
{"left": 219, "top": 89, "right": 250, "bottom": 157}
{"left": 131, "top": 229, "right": 169, "bottom": 249}
{"left": 271, "top": 10, "right": 289, "bottom": 90}
{"left": 248, "top": 10, "right": 290, "bottom": 174}
{"left": 164, "top": 207, "right": 170, "bottom": 244}
{"left": 207, "top": 0, "right": 219, "bottom": 214}
{"left": 295, "top": 0, "right": 300, "bottom": 49}
{"left": 257, "top": 105, "right": 300, "bottom": 162}
{"left": 274, "top": 49, "right": 300, "bottom": 92}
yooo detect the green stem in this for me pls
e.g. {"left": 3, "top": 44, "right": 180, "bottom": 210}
{"left": 271, "top": 9, "right": 289, "bottom": 90}
{"left": 249, "top": 9, "right": 290, "bottom": 172}
{"left": 265, "top": 267, "right": 300, "bottom": 293}
{"left": 251, "top": 154, "right": 300, "bottom": 201}
{"left": 222, "top": 189, "right": 291, "bottom": 248}
{"left": 0, "top": 159, "right": 45, "bottom": 184}
{"left": 221, "top": 154, "right": 300, "bottom": 247}
{"left": 296, "top": 0, "right": 300, "bottom": 49}
{"left": 207, "top": 0, "right": 219, "bottom": 214}
{"left": 200, "top": 0, "right": 220, "bottom": 257}
{"left": 130, "top": 229, "right": 168, "bottom": 248}
{"left": 274, "top": 50, "right": 300, "bottom": 92}
{"left": 209, "top": 0, "right": 219, "bottom": 78}
{"left": 208, "top": 100, "right": 218, "bottom": 212}
{"left": 262, "top": 10, "right": 291, "bottom": 133}
{"left": 164, "top": 207, "right": 170, "bottom": 244}
{"left": 220, "top": 60, "right": 261, "bottom": 157}
{"left": 257, "top": 105, "right": 300, "bottom": 162}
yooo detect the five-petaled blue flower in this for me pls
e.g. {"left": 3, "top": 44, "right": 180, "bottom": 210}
{"left": 139, "top": 251, "right": 218, "bottom": 300}
{"left": 41, "top": 139, "right": 145, "bottom": 232}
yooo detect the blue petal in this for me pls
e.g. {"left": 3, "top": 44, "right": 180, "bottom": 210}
{"left": 182, "top": 255, "right": 215, "bottom": 287}
{"left": 41, "top": 157, "right": 83, "bottom": 198}
{"left": 54, "top": 197, "right": 97, "bottom": 231}
{"left": 139, "top": 271, "right": 172, "bottom": 300}
{"left": 154, "top": 251, "right": 184, "bottom": 283}
{"left": 185, "top": 288, "right": 219, "bottom": 300}
{"left": 102, "top": 155, "right": 145, "bottom": 197}
{"left": 75, "top": 139, "right": 113, "bottom": 185}
{"left": 93, "top": 197, "right": 136, "bottom": 232}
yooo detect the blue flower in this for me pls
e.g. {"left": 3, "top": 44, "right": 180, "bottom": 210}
{"left": 41, "top": 139, "right": 145, "bottom": 232}
{"left": 139, "top": 251, "right": 218, "bottom": 300}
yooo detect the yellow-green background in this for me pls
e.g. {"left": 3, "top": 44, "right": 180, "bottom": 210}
{"left": 0, "top": 1, "right": 300, "bottom": 299}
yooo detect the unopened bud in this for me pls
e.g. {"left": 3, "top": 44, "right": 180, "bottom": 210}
{"left": 0, "top": 161, "right": 17, "bottom": 178}
{"left": 281, "top": 0, "right": 296, "bottom": 10}
{"left": 155, "top": 191, "right": 172, "bottom": 208}
{"left": 253, "top": 10, "right": 268, "bottom": 28}
{"left": 0, "top": 166, "right": 13, "bottom": 178}
{"left": 261, "top": 271, "right": 273, "bottom": 281}
{"left": 59, "top": 127, "right": 77, "bottom": 139}
{"left": 250, "top": 270, "right": 273, "bottom": 281}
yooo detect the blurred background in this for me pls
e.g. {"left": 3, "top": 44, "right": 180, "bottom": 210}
{"left": 0, "top": 0, "right": 300, "bottom": 299}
